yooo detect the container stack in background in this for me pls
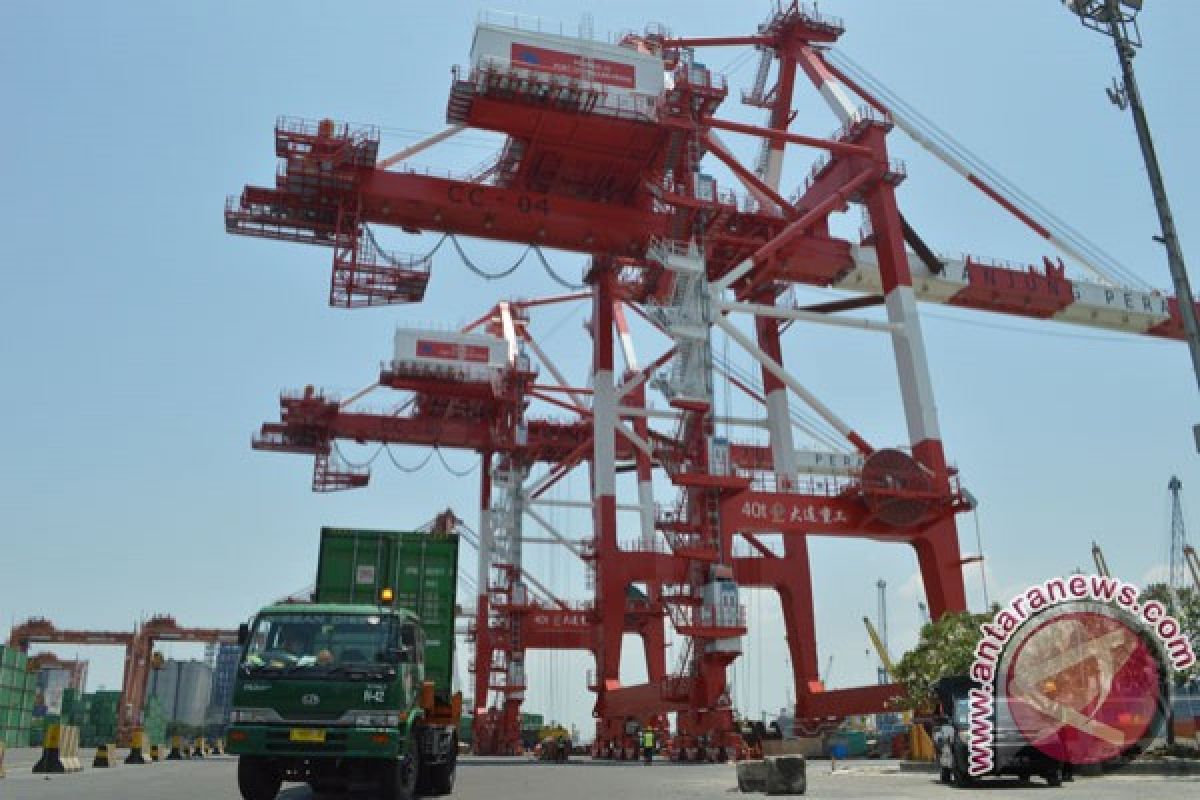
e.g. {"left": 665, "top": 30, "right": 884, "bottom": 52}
{"left": 519, "top": 713, "right": 545, "bottom": 749}
{"left": 79, "top": 690, "right": 121, "bottom": 747}
{"left": 0, "top": 646, "right": 36, "bottom": 748}
{"left": 60, "top": 687, "right": 85, "bottom": 729}
{"left": 1172, "top": 688, "right": 1200, "bottom": 746}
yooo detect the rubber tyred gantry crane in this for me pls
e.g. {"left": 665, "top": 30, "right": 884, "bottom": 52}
{"left": 227, "top": 3, "right": 1197, "bottom": 759}
{"left": 123, "top": 615, "right": 239, "bottom": 746}
{"left": 26, "top": 652, "right": 90, "bottom": 697}
{"left": 9, "top": 616, "right": 237, "bottom": 745}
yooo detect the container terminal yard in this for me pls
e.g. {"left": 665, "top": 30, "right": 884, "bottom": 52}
{"left": 3, "top": 1, "right": 1200, "bottom": 798}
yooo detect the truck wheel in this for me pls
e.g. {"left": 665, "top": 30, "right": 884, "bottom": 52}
{"left": 952, "top": 760, "right": 975, "bottom": 789}
{"left": 237, "top": 756, "right": 282, "bottom": 800}
{"left": 381, "top": 737, "right": 419, "bottom": 800}
{"left": 938, "top": 767, "right": 952, "bottom": 784}
{"left": 1043, "top": 764, "right": 1063, "bottom": 787}
{"left": 425, "top": 758, "right": 457, "bottom": 796}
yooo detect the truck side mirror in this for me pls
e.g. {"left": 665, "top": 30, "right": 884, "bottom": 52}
{"left": 238, "top": 623, "right": 249, "bottom": 646}
{"left": 385, "top": 646, "right": 412, "bottom": 664}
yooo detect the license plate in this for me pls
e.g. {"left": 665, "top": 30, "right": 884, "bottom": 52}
{"left": 289, "top": 728, "right": 326, "bottom": 743}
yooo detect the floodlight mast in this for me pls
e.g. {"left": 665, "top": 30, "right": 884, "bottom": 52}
{"left": 1066, "top": 0, "right": 1200, "bottom": 451}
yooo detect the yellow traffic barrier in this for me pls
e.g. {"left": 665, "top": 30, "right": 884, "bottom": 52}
{"left": 909, "top": 723, "right": 935, "bottom": 761}
{"left": 191, "top": 737, "right": 206, "bottom": 759}
{"left": 125, "top": 729, "right": 147, "bottom": 765}
{"left": 93, "top": 743, "right": 118, "bottom": 768}
{"left": 33, "top": 723, "right": 65, "bottom": 773}
{"left": 0, "top": 741, "right": 7, "bottom": 778}
{"left": 212, "top": 737, "right": 225, "bottom": 755}
{"left": 166, "top": 735, "right": 184, "bottom": 761}
{"left": 149, "top": 743, "right": 162, "bottom": 762}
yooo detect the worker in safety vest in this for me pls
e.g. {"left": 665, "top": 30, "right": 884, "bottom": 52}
{"left": 642, "top": 728, "right": 655, "bottom": 764}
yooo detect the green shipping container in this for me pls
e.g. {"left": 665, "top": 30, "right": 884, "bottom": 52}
{"left": 0, "top": 646, "right": 21, "bottom": 669}
{"left": 315, "top": 527, "right": 459, "bottom": 693}
{"left": 2, "top": 728, "right": 30, "bottom": 748}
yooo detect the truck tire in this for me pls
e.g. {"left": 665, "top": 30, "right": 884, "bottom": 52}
{"left": 425, "top": 759, "right": 457, "bottom": 796}
{"left": 1043, "top": 763, "right": 1063, "bottom": 787}
{"left": 381, "top": 734, "right": 420, "bottom": 800}
{"left": 952, "top": 756, "right": 975, "bottom": 789}
{"left": 237, "top": 756, "right": 282, "bottom": 800}
{"left": 418, "top": 733, "right": 457, "bottom": 796}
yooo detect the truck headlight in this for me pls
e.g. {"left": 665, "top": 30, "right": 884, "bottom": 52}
{"left": 230, "top": 709, "right": 273, "bottom": 723}
{"left": 353, "top": 712, "right": 401, "bottom": 727}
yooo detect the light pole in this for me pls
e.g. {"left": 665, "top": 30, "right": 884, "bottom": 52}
{"left": 1065, "top": 1, "right": 1200, "bottom": 451}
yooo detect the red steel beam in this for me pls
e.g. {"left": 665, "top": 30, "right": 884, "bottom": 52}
{"left": 705, "top": 116, "right": 873, "bottom": 159}
{"left": 660, "top": 36, "right": 773, "bottom": 48}
{"left": 702, "top": 131, "right": 796, "bottom": 219}
{"left": 358, "top": 172, "right": 665, "bottom": 257}
{"left": 752, "top": 167, "right": 877, "bottom": 267}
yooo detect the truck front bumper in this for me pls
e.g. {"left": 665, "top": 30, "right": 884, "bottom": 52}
{"left": 226, "top": 724, "right": 401, "bottom": 759}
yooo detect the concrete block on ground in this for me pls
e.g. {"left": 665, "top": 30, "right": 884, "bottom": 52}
{"left": 736, "top": 759, "right": 768, "bottom": 793}
{"left": 765, "top": 755, "right": 806, "bottom": 795}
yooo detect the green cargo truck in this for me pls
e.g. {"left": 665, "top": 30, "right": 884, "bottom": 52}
{"left": 228, "top": 527, "right": 462, "bottom": 800}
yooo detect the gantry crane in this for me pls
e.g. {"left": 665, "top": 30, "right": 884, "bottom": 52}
{"left": 26, "top": 652, "right": 90, "bottom": 699}
{"left": 8, "top": 616, "right": 236, "bottom": 744}
{"left": 863, "top": 617, "right": 894, "bottom": 682}
{"left": 1185, "top": 545, "right": 1200, "bottom": 592}
{"left": 1092, "top": 541, "right": 1112, "bottom": 577}
{"left": 228, "top": 2, "right": 1197, "bottom": 759}
{"left": 124, "top": 615, "right": 239, "bottom": 745}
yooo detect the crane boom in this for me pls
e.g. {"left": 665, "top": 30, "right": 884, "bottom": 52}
{"left": 863, "top": 616, "right": 895, "bottom": 679}
{"left": 1185, "top": 545, "right": 1200, "bottom": 592}
{"left": 1092, "top": 541, "right": 1111, "bottom": 578}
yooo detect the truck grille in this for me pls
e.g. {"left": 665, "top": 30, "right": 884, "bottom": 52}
{"left": 278, "top": 711, "right": 345, "bottom": 722}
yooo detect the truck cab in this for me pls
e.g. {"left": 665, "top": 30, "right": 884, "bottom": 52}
{"left": 229, "top": 526, "right": 461, "bottom": 799}
{"left": 229, "top": 603, "right": 458, "bottom": 800}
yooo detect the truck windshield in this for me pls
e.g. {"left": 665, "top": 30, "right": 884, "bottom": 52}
{"left": 243, "top": 613, "right": 400, "bottom": 672}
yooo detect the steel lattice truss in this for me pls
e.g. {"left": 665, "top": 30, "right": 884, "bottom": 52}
{"left": 227, "top": 3, "right": 1193, "bottom": 759}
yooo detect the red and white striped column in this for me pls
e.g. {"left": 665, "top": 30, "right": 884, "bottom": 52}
{"left": 590, "top": 268, "right": 625, "bottom": 700}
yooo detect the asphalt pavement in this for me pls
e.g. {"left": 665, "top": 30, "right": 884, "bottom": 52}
{"left": 1, "top": 753, "right": 1198, "bottom": 799}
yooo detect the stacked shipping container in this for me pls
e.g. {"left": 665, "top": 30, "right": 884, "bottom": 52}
{"left": 315, "top": 527, "right": 459, "bottom": 694}
{"left": 0, "top": 646, "right": 36, "bottom": 747}
{"left": 80, "top": 690, "right": 120, "bottom": 747}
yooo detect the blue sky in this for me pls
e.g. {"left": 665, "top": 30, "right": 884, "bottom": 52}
{"left": 2, "top": 1, "right": 1199, "bottom": 733}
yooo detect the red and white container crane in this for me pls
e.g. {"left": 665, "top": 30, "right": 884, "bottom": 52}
{"left": 227, "top": 2, "right": 1197, "bottom": 759}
